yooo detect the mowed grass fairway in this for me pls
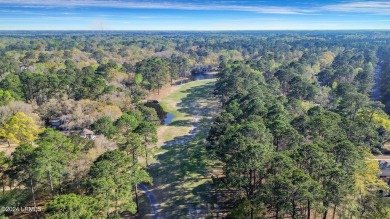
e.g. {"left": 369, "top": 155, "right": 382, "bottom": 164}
{"left": 156, "top": 79, "right": 217, "bottom": 144}
{"left": 144, "top": 78, "right": 222, "bottom": 218}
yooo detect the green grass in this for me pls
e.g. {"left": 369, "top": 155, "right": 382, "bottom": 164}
{"left": 157, "top": 79, "right": 217, "bottom": 143}
{"left": 147, "top": 78, "right": 221, "bottom": 218}
{"left": 159, "top": 79, "right": 216, "bottom": 120}
{"left": 135, "top": 192, "right": 152, "bottom": 219}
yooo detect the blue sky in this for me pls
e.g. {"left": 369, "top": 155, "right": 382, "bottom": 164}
{"left": 0, "top": 0, "right": 389, "bottom": 30}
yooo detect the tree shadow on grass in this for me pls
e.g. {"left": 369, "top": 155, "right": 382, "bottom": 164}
{"left": 148, "top": 81, "right": 220, "bottom": 218}
{"left": 149, "top": 138, "right": 214, "bottom": 217}
{"left": 167, "top": 119, "right": 193, "bottom": 127}
{"left": 176, "top": 81, "right": 216, "bottom": 117}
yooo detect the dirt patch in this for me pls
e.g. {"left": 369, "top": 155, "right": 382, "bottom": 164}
{"left": 0, "top": 143, "right": 17, "bottom": 156}
{"left": 374, "top": 155, "right": 390, "bottom": 160}
{"left": 156, "top": 126, "right": 169, "bottom": 146}
{"left": 147, "top": 78, "right": 188, "bottom": 101}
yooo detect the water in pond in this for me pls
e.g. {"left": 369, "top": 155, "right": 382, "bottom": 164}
{"left": 144, "top": 102, "right": 175, "bottom": 125}
{"left": 192, "top": 73, "right": 217, "bottom": 81}
{"left": 172, "top": 72, "right": 218, "bottom": 86}
{"left": 164, "top": 113, "right": 174, "bottom": 125}
{"left": 145, "top": 72, "right": 217, "bottom": 125}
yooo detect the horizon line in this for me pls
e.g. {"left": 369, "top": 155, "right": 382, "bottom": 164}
{"left": 1, "top": 29, "right": 390, "bottom": 31}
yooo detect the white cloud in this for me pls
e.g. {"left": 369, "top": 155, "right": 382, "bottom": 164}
{"left": 0, "top": 0, "right": 312, "bottom": 15}
{"left": 322, "top": 1, "right": 390, "bottom": 15}
{"left": 2, "top": 1, "right": 390, "bottom": 16}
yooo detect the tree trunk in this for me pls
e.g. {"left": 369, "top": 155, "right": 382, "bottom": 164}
{"left": 132, "top": 148, "right": 136, "bottom": 164}
{"left": 352, "top": 105, "right": 359, "bottom": 121}
{"left": 307, "top": 199, "right": 311, "bottom": 219}
{"left": 249, "top": 169, "right": 253, "bottom": 196}
{"left": 146, "top": 149, "right": 148, "bottom": 167}
{"left": 115, "top": 189, "right": 119, "bottom": 216}
{"left": 253, "top": 170, "right": 256, "bottom": 191}
{"left": 323, "top": 209, "right": 328, "bottom": 219}
{"left": 369, "top": 110, "right": 374, "bottom": 123}
{"left": 48, "top": 172, "right": 54, "bottom": 200}
{"left": 144, "top": 139, "right": 149, "bottom": 169}
{"left": 59, "top": 177, "right": 63, "bottom": 194}
{"left": 135, "top": 186, "right": 139, "bottom": 213}
{"left": 332, "top": 205, "right": 337, "bottom": 219}
{"left": 7, "top": 140, "right": 10, "bottom": 148}
{"left": 1, "top": 174, "right": 4, "bottom": 194}
{"left": 29, "top": 175, "right": 39, "bottom": 219}
{"left": 106, "top": 191, "right": 110, "bottom": 218}
{"left": 156, "top": 72, "right": 160, "bottom": 95}
{"left": 250, "top": 204, "right": 254, "bottom": 219}
{"left": 292, "top": 195, "right": 296, "bottom": 219}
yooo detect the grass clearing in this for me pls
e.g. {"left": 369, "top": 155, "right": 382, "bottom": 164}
{"left": 155, "top": 79, "right": 217, "bottom": 144}
{"left": 142, "top": 78, "right": 222, "bottom": 218}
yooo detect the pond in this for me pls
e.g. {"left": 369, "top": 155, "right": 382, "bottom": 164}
{"left": 145, "top": 73, "right": 217, "bottom": 125}
{"left": 173, "top": 73, "right": 217, "bottom": 85}
{"left": 163, "top": 113, "right": 175, "bottom": 125}
{"left": 145, "top": 101, "right": 175, "bottom": 125}
{"left": 192, "top": 72, "right": 217, "bottom": 81}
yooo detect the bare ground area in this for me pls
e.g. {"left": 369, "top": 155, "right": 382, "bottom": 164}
{"left": 0, "top": 143, "right": 17, "bottom": 155}
{"left": 374, "top": 155, "right": 390, "bottom": 160}
{"left": 147, "top": 77, "right": 190, "bottom": 101}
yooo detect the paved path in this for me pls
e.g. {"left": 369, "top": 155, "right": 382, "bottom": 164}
{"left": 139, "top": 183, "right": 160, "bottom": 219}
{"left": 140, "top": 111, "right": 202, "bottom": 218}
{"left": 141, "top": 79, "right": 217, "bottom": 218}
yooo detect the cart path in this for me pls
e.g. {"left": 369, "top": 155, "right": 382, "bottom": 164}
{"left": 139, "top": 112, "right": 201, "bottom": 219}
{"left": 141, "top": 79, "right": 217, "bottom": 218}
{"left": 139, "top": 184, "right": 160, "bottom": 219}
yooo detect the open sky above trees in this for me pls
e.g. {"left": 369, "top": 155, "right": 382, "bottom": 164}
{"left": 1, "top": 0, "right": 390, "bottom": 30}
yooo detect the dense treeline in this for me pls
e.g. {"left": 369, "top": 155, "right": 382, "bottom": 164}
{"left": 1, "top": 31, "right": 390, "bottom": 218}
{"left": 208, "top": 57, "right": 389, "bottom": 218}
{"left": 208, "top": 41, "right": 390, "bottom": 217}
{"left": 379, "top": 47, "right": 390, "bottom": 114}
{"left": 0, "top": 31, "right": 388, "bottom": 107}
{"left": 0, "top": 106, "right": 157, "bottom": 218}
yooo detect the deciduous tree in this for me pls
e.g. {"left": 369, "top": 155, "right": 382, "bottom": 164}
{"left": 0, "top": 112, "right": 41, "bottom": 147}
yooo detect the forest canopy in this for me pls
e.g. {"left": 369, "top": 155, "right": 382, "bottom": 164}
{"left": 1, "top": 31, "right": 390, "bottom": 218}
